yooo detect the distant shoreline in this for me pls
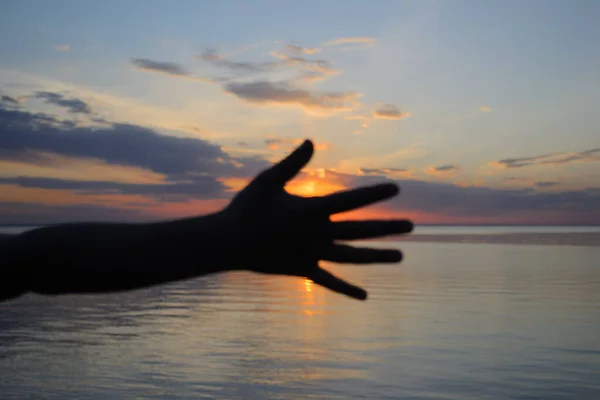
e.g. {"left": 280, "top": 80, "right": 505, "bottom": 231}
{"left": 388, "top": 232, "right": 600, "bottom": 247}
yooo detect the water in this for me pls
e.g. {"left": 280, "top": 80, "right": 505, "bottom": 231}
{"left": 1, "top": 227, "right": 600, "bottom": 399}
{"left": 413, "top": 225, "right": 600, "bottom": 235}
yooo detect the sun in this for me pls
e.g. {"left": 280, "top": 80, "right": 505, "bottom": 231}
{"left": 289, "top": 180, "right": 317, "bottom": 196}
{"left": 285, "top": 178, "right": 346, "bottom": 197}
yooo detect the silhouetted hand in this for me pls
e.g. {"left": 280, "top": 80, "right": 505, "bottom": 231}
{"left": 1, "top": 139, "right": 413, "bottom": 303}
{"left": 222, "top": 139, "right": 413, "bottom": 300}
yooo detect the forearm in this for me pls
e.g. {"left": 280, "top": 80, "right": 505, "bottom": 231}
{"left": 1, "top": 234, "right": 27, "bottom": 302}
{"left": 2, "top": 212, "right": 236, "bottom": 300}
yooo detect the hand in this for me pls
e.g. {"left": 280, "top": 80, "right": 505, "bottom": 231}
{"left": 222, "top": 139, "right": 413, "bottom": 300}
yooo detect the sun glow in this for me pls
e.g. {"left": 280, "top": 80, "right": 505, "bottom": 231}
{"left": 285, "top": 177, "right": 346, "bottom": 197}
{"left": 291, "top": 180, "right": 317, "bottom": 196}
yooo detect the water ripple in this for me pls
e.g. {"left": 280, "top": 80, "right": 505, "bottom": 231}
{"left": 1, "top": 241, "right": 600, "bottom": 399}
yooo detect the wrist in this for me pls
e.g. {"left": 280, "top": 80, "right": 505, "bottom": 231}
{"left": 144, "top": 210, "right": 242, "bottom": 276}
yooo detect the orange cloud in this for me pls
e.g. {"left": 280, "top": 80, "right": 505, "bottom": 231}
{"left": 219, "top": 177, "right": 251, "bottom": 192}
{"left": 285, "top": 44, "right": 322, "bottom": 55}
{"left": 295, "top": 71, "right": 343, "bottom": 83}
{"left": 345, "top": 115, "right": 371, "bottom": 128}
{"left": 314, "top": 142, "right": 333, "bottom": 151}
{"left": 323, "top": 37, "right": 376, "bottom": 48}
{"left": 480, "top": 105, "right": 491, "bottom": 112}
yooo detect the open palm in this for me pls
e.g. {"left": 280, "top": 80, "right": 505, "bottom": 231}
{"left": 223, "top": 139, "right": 413, "bottom": 300}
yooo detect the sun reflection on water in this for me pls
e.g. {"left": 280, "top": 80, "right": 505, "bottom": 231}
{"left": 304, "top": 279, "right": 313, "bottom": 293}
{"left": 303, "top": 278, "right": 315, "bottom": 316}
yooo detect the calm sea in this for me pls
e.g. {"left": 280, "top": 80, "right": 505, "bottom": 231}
{"left": 1, "top": 226, "right": 599, "bottom": 399}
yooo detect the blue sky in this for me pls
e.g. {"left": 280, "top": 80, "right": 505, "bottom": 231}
{"left": 0, "top": 0, "right": 599, "bottom": 224}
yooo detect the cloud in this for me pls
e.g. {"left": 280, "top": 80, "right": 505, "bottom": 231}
{"left": 285, "top": 44, "right": 322, "bottom": 55}
{"left": 325, "top": 170, "right": 600, "bottom": 224}
{"left": 35, "top": 91, "right": 93, "bottom": 114}
{"left": 132, "top": 58, "right": 188, "bottom": 76}
{"left": 373, "top": 103, "right": 411, "bottom": 120}
{"left": 265, "top": 138, "right": 283, "bottom": 151}
{"left": 313, "top": 142, "right": 333, "bottom": 151}
{"left": 0, "top": 101, "right": 270, "bottom": 200}
{"left": 199, "top": 43, "right": 340, "bottom": 82}
{"left": 0, "top": 176, "right": 225, "bottom": 200}
{"left": 432, "top": 165, "right": 459, "bottom": 172}
{"left": 359, "top": 167, "right": 411, "bottom": 177}
{"left": 198, "top": 49, "right": 224, "bottom": 62}
{"left": 505, "top": 177, "right": 561, "bottom": 189}
{"left": 197, "top": 46, "right": 340, "bottom": 83}
{"left": 197, "top": 49, "right": 276, "bottom": 74}
{"left": 132, "top": 58, "right": 215, "bottom": 83}
{"left": 223, "top": 80, "right": 361, "bottom": 115}
{"left": 538, "top": 149, "right": 600, "bottom": 166}
{"left": 504, "top": 177, "right": 530, "bottom": 184}
{"left": 52, "top": 44, "right": 70, "bottom": 52}
{"left": 480, "top": 105, "right": 491, "bottom": 112}
{"left": 2, "top": 98, "right": 599, "bottom": 225}
{"left": 270, "top": 52, "right": 341, "bottom": 80}
{"left": 426, "top": 165, "right": 460, "bottom": 175}
{"left": 535, "top": 180, "right": 560, "bottom": 188}
{"left": 1, "top": 95, "right": 20, "bottom": 106}
{"left": 270, "top": 51, "right": 341, "bottom": 75}
{"left": 294, "top": 72, "right": 333, "bottom": 83}
{"left": 491, "top": 148, "right": 600, "bottom": 169}
{"left": 323, "top": 37, "right": 376, "bottom": 49}
{"left": 265, "top": 138, "right": 332, "bottom": 151}
{"left": 198, "top": 43, "right": 260, "bottom": 60}
{"left": 136, "top": 41, "right": 343, "bottom": 95}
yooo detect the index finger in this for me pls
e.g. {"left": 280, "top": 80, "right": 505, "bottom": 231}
{"left": 251, "top": 139, "right": 314, "bottom": 190}
{"left": 305, "top": 183, "right": 399, "bottom": 215}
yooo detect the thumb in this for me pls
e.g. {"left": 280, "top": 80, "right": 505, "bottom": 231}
{"left": 309, "top": 266, "right": 368, "bottom": 300}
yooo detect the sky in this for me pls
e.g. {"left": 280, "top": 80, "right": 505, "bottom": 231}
{"left": 0, "top": 0, "right": 599, "bottom": 225}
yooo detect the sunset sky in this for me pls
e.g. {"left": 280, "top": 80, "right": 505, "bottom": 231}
{"left": 1, "top": 0, "right": 599, "bottom": 225}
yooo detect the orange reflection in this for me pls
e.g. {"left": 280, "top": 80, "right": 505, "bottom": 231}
{"left": 302, "top": 278, "right": 316, "bottom": 316}
{"left": 304, "top": 278, "right": 313, "bottom": 293}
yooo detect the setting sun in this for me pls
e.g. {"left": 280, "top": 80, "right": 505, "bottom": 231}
{"left": 286, "top": 177, "right": 346, "bottom": 197}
